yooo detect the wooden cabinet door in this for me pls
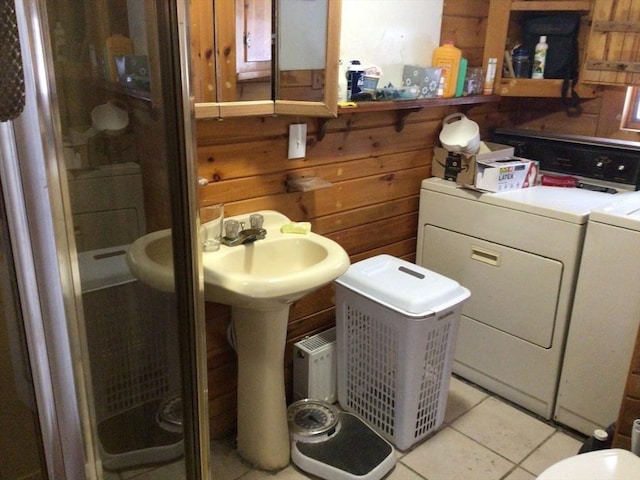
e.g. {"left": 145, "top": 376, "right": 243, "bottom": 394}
{"left": 236, "top": 0, "right": 272, "bottom": 81}
{"left": 582, "top": 0, "right": 640, "bottom": 86}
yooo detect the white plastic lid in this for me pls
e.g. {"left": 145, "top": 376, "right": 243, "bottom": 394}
{"left": 335, "top": 254, "right": 470, "bottom": 316}
{"left": 594, "top": 429, "right": 608, "bottom": 441}
{"left": 68, "top": 162, "right": 141, "bottom": 179}
{"left": 540, "top": 35, "right": 547, "bottom": 43}
{"left": 78, "top": 244, "right": 135, "bottom": 292}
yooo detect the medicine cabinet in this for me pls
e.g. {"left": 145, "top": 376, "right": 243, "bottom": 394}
{"left": 191, "top": 0, "right": 341, "bottom": 119}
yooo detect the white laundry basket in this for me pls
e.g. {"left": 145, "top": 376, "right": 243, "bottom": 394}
{"left": 335, "top": 255, "right": 470, "bottom": 450}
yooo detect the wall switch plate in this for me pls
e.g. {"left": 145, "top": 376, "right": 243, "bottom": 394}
{"left": 288, "top": 123, "right": 307, "bottom": 159}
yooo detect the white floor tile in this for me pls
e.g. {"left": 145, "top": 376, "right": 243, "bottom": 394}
{"left": 385, "top": 463, "right": 424, "bottom": 479}
{"left": 109, "top": 384, "right": 587, "bottom": 480}
{"left": 401, "top": 426, "right": 514, "bottom": 480}
{"left": 129, "top": 459, "right": 185, "bottom": 479}
{"left": 106, "top": 463, "right": 180, "bottom": 479}
{"left": 520, "top": 430, "right": 582, "bottom": 476}
{"left": 503, "top": 467, "right": 536, "bottom": 480}
{"left": 445, "top": 377, "right": 489, "bottom": 424}
{"left": 452, "top": 397, "right": 555, "bottom": 463}
{"left": 240, "top": 464, "right": 311, "bottom": 479}
{"left": 210, "top": 439, "right": 251, "bottom": 479}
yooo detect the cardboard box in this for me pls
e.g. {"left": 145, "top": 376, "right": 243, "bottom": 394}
{"left": 403, "top": 65, "right": 442, "bottom": 98}
{"left": 474, "top": 157, "right": 539, "bottom": 192}
{"left": 431, "top": 142, "right": 515, "bottom": 185}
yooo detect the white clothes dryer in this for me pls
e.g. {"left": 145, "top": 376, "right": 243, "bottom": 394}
{"left": 416, "top": 178, "right": 623, "bottom": 418}
{"left": 417, "top": 129, "right": 640, "bottom": 419}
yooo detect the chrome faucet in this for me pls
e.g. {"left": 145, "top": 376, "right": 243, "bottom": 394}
{"left": 222, "top": 215, "right": 266, "bottom": 246}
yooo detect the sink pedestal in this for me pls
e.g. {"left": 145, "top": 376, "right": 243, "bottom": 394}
{"left": 233, "top": 305, "right": 290, "bottom": 470}
{"left": 126, "top": 211, "right": 351, "bottom": 470}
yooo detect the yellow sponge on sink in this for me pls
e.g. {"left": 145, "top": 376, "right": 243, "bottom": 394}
{"left": 280, "top": 222, "right": 311, "bottom": 234}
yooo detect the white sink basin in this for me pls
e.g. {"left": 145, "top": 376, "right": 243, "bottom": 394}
{"left": 203, "top": 211, "right": 349, "bottom": 309}
{"left": 127, "top": 210, "right": 350, "bottom": 470}
{"left": 126, "top": 228, "right": 175, "bottom": 293}
{"left": 127, "top": 210, "right": 350, "bottom": 310}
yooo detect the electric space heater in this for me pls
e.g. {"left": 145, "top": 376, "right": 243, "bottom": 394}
{"left": 293, "top": 327, "right": 337, "bottom": 403}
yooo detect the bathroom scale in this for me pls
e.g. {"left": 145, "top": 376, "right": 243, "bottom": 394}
{"left": 287, "top": 399, "right": 396, "bottom": 480}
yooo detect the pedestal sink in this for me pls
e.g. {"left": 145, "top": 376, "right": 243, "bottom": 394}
{"left": 126, "top": 211, "right": 350, "bottom": 470}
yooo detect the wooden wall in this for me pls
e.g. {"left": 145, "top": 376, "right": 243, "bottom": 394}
{"left": 613, "top": 327, "right": 640, "bottom": 450}
{"left": 197, "top": 101, "right": 521, "bottom": 437}
{"left": 195, "top": 0, "right": 639, "bottom": 438}
{"left": 514, "top": 86, "right": 640, "bottom": 141}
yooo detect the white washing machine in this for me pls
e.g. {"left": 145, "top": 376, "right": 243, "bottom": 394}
{"left": 416, "top": 178, "right": 624, "bottom": 419}
{"left": 67, "top": 162, "right": 146, "bottom": 252}
{"left": 555, "top": 191, "right": 640, "bottom": 435}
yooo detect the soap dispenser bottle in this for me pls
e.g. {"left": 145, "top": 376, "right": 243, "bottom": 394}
{"left": 531, "top": 36, "right": 548, "bottom": 79}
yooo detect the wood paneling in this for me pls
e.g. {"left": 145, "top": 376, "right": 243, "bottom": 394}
{"left": 194, "top": 0, "right": 637, "bottom": 439}
{"left": 582, "top": 0, "right": 640, "bottom": 86}
{"left": 613, "top": 326, "right": 640, "bottom": 450}
{"left": 514, "top": 87, "right": 640, "bottom": 141}
{"left": 190, "top": 0, "right": 215, "bottom": 103}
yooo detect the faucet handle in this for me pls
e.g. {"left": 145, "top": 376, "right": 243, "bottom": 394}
{"left": 250, "top": 213, "right": 264, "bottom": 230}
{"left": 224, "top": 219, "right": 240, "bottom": 239}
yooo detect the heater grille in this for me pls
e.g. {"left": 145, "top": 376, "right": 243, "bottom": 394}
{"left": 293, "top": 327, "right": 337, "bottom": 403}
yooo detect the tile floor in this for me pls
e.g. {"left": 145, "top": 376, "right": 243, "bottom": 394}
{"left": 107, "top": 376, "right": 586, "bottom": 480}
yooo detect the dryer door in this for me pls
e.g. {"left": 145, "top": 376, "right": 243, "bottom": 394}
{"left": 421, "top": 225, "right": 562, "bottom": 348}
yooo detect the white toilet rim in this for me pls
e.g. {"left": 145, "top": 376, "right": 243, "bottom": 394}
{"left": 537, "top": 448, "right": 640, "bottom": 480}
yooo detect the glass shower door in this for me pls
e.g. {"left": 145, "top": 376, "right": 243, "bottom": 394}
{"left": 0, "top": 0, "right": 209, "bottom": 478}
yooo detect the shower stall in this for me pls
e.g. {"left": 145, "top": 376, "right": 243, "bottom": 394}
{"left": 0, "top": 0, "right": 209, "bottom": 479}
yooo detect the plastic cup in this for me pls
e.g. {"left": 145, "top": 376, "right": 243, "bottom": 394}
{"left": 200, "top": 204, "right": 224, "bottom": 252}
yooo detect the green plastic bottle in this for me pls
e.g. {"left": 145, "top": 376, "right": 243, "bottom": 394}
{"left": 455, "top": 57, "right": 468, "bottom": 97}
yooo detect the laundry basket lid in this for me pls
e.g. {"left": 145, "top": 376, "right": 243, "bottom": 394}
{"left": 335, "top": 254, "right": 470, "bottom": 316}
{"left": 78, "top": 244, "right": 135, "bottom": 293}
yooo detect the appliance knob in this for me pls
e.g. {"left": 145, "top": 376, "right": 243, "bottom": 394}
{"left": 594, "top": 155, "right": 612, "bottom": 170}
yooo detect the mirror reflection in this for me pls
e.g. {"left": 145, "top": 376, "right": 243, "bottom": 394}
{"left": 190, "top": 0, "right": 273, "bottom": 104}
{"left": 231, "top": 0, "right": 272, "bottom": 102}
{"left": 191, "top": 0, "right": 335, "bottom": 116}
{"left": 276, "top": 0, "right": 327, "bottom": 103}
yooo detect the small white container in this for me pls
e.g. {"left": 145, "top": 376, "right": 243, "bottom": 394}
{"left": 91, "top": 101, "right": 129, "bottom": 135}
{"left": 439, "top": 112, "right": 481, "bottom": 155}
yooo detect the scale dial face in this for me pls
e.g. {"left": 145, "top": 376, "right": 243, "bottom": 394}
{"left": 287, "top": 399, "right": 340, "bottom": 441}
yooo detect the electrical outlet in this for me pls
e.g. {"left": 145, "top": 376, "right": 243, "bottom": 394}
{"left": 288, "top": 123, "right": 307, "bottom": 159}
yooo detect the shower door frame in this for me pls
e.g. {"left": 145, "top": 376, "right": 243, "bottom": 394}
{"left": 1, "top": 0, "right": 209, "bottom": 478}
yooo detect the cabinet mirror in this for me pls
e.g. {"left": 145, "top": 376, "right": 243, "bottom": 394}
{"left": 191, "top": 0, "right": 340, "bottom": 119}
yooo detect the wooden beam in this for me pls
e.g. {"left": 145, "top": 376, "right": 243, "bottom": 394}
{"left": 586, "top": 59, "right": 640, "bottom": 74}
{"left": 511, "top": 1, "right": 592, "bottom": 11}
{"left": 593, "top": 21, "right": 640, "bottom": 33}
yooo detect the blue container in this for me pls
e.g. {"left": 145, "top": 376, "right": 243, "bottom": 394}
{"left": 512, "top": 46, "right": 531, "bottom": 78}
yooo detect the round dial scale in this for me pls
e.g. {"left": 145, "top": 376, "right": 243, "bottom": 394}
{"left": 287, "top": 399, "right": 340, "bottom": 443}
